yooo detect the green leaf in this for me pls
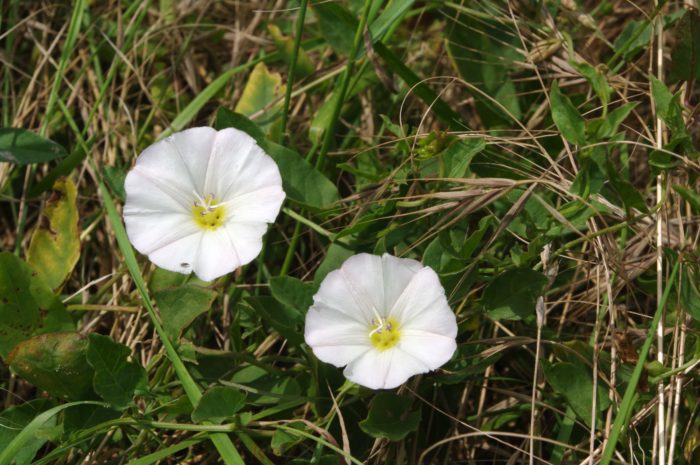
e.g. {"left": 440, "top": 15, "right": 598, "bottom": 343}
{"left": 313, "top": 243, "right": 354, "bottom": 287}
{"left": 234, "top": 62, "right": 283, "bottom": 138}
{"left": 192, "top": 386, "right": 246, "bottom": 424}
{"left": 7, "top": 332, "right": 94, "bottom": 400}
{"left": 0, "top": 128, "right": 67, "bottom": 165}
{"left": 611, "top": 19, "right": 651, "bottom": 62}
{"left": 312, "top": 2, "right": 356, "bottom": 55}
{"left": 0, "top": 252, "right": 73, "bottom": 359}
{"left": 572, "top": 61, "right": 611, "bottom": 110}
{"left": 0, "top": 400, "right": 106, "bottom": 465}
{"left": 269, "top": 276, "right": 314, "bottom": 314}
{"left": 271, "top": 421, "right": 304, "bottom": 456}
{"left": 26, "top": 178, "right": 80, "bottom": 290}
{"left": 543, "top": 361, "right": 610, "bottom": 427}
{"left": 0, "top": 399, "right": 57, "bottom": 465}
{"left": 482, "top": 268, "right": 547, "bottom": 320}
{"left": 651, "top": 75, "right": 674, "bottom": 120}
{"left": 359, "top": 393, "right": 421, "bottom": 441}
{"left": 550, "top": 81, "right": 586, "bottom": 145}
{"left": 589, "top": 102, "right": 637, "bottom": 140}
{"left": 86, "top": 333, "right": 147, "bottom": 410}
{"left": 216, "top": 108, "right": 339, "bottom": 209}
{"left": 442, "top": 137, "right": 485, "bottom": 178}
{"left": 679, "top": 265, "right": 700, "bottom": 321}
{"left": 266, "top": 143, "right": 339, "bottom": 208}
{"left": 673, "top": 185, "right": 700, "bottom": 213}
{"left": 244, "top": 296, "right": 303, "bottom": 346}
{"left": 669, "top": 9, "right": 700, "bottom": 83}
{"left": 154, "top": 285, "right": 217, "bottom": 339}
{"left": 267, "top": 24, "right": 314, "bottom": 78}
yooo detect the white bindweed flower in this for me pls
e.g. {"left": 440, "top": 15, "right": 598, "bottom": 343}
{"left": 123, "top": 127, "right": 284, "bottom": 282}
{"left": 304, "top": 253, "right": 458, "bottom": 390}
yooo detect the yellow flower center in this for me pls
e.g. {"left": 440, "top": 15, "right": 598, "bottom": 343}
{"left": 369, "top": 317, "right": 401, "bottom": 351}
{"left": 192, "top": 194, "right": 226, "bottom": 230}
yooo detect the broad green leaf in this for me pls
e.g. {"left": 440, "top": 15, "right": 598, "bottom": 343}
{"left": 192, "top": 386, "right": 246, "bottom": 424}
{"left": 7, "top": 332, "right": 94, "bottom": 400}
{"left": 0, "top": 399, "right": 57, "bottom": 465}
{"left": 154, "top": 285, "right": 217, "bottom": 339}
{"left": 267, "top": 24, "right": 314, "bottom": 78}
{"left": 0, "top": 128, "right": 67, "bottom": 165}
{"left": 543, "top": 361, "right": 610, "bottom": 427}
{"left": 359, "top": 392, "right": 421, "bottom": 441}
{"left": 216, "top": 108, "right": 340, "bottom": 208}
{"left": 149, "top": 267, "right": 190, "bottom": 293}
{"left": 86, "top": 333, "right": 147, "bottom": 410}
{"left": 669, "top": 9, "right": 700, "bottom": 83}
{"left": 313, "top": 243, "right": 354, "bottom": 286}
{"left": 550, "top": 81, "right": 586, "bottom": 145}
{"left": 0, "top": 252, "right": 73, "bottom": 359}
{"left": 244, "top": 296, "right": 303, "bottom": 346}
{"left": 482, "top": 268, "right": 547, "bottom": 320}
{"left": 269, "top": 276, "right": 314, "bottom": 314}
{"left": 442, "top": 137, "right": 485, "bottom": 178}
{"left": 445, "top": 7, "right": 523, "bottom": 126}
{"left": 27, "top": 178, "right": 80, "bottom": 290}
{"left": 588, "top": 102, "right": 637, "bottom": 140}
{"left": 650, "top": 76, "right": 674, "bottom": 120}
{"left": 312, "top": 2, "right": 356, "bottom": 55}
{"left": 572, "top": 61, "right": 611, "bottom": 110}
{"left": 271, "top": 421, "right": 304, "bottom": 456}
{"left": 611, "top": 20, "right": 651, "bottom": 62}
{"left": 235, "top": 62, "right": 283, "bottom": 138}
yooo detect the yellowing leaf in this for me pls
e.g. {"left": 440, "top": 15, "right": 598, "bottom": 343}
{"left": 267, "top": 24, "right": 314, "bottom": 78}
{"left": 27, "top": 178, "right": 80, "bottom": 290}
{"left": 235, "top": 63, "right": 283, "bottom": 138}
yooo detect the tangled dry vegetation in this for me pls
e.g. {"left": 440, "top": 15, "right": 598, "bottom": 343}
{"left": 2, "top": 0, "right": 700, "bottom": 464}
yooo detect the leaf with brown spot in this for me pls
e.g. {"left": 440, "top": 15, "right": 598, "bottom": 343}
{"left": 27, "top": 178, "right": 80, "bottom": 290}
{"left": 7, "top": 332, "right": 94, "bottom": 400}
{"left": 0, "top": 253, "right": 73, "bottom": 359}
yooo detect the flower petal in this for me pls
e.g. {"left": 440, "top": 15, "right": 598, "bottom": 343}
{"left": 305, "top": 302, "right": 372, "bottom": 366}
{"left": 135, "top": 127, "right": 216, "bottom": 196}
{"left": 147, "top": 230, "right": 204, "bottom": 275}
{"left": 313, "top": 254, "right": 385, "bottom": 324}
{"left": 192, "top": 228, "right": 240, "bottom": 282}
{"left": 381, "top": 253, "right": 423, "bottom": 313}
{"left": 226, "top": 185, "right": 285, "bottom": 223}
{"left": 398, "top": 329, "right": 457, "bottom": 370}
{"left": 388, "top": 267, "right": 449, "bottom": 326}
{"left": 343, "top": 348, "right": 430, "bottom": 390}
{"left": 222, "top": 221, "right": 268, "bottom": 268}
{"left": 204, "top": 128, "right": 283, "bottom": 202}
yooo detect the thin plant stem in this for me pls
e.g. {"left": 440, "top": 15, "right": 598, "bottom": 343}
{"left": 280, "top": 0, "right": 308, "bottom": 142}
{"left": 315, "top": 0, "right": 374, "bottom": 170}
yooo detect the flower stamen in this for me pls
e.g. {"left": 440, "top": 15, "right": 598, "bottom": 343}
{"left": 192, "top": 192, "right": 226, "bottom": 230}
{"left": 369, "top": 317, "right": 400, "bottom": 351}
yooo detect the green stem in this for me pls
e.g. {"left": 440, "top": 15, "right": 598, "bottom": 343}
{"left": 316, "top": 0, "right": 374, "bottom": 169}
{"left": 599, "top": 257, "right": 680, "bottom": 465}
{"left": 280, "top": 0, "right": 309, "bottom": 142}
{"left": 97, "top": 180, "right": 245, "bottom": 465}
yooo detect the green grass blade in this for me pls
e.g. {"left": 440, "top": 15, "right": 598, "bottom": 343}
{"left": 97, "top": 178, "right": 245, "bottom": 465}
{"left": 125, "top": 437, "right": 204, "bottom": 465}
{"left": 0, "top": 401, "right": 107, "bottom": 465}
{"left": 599, "top": 258, "right": 680, "bottom": 465}
{"left": 40, "top": 0, "right": 86, "bottom": 136}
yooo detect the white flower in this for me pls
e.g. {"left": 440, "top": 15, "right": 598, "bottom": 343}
{"left": 123, "top": 127, "right": 284, "bottom": 282}
{"left": 304, "top": 253, "right": 457, "bottom": 389}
